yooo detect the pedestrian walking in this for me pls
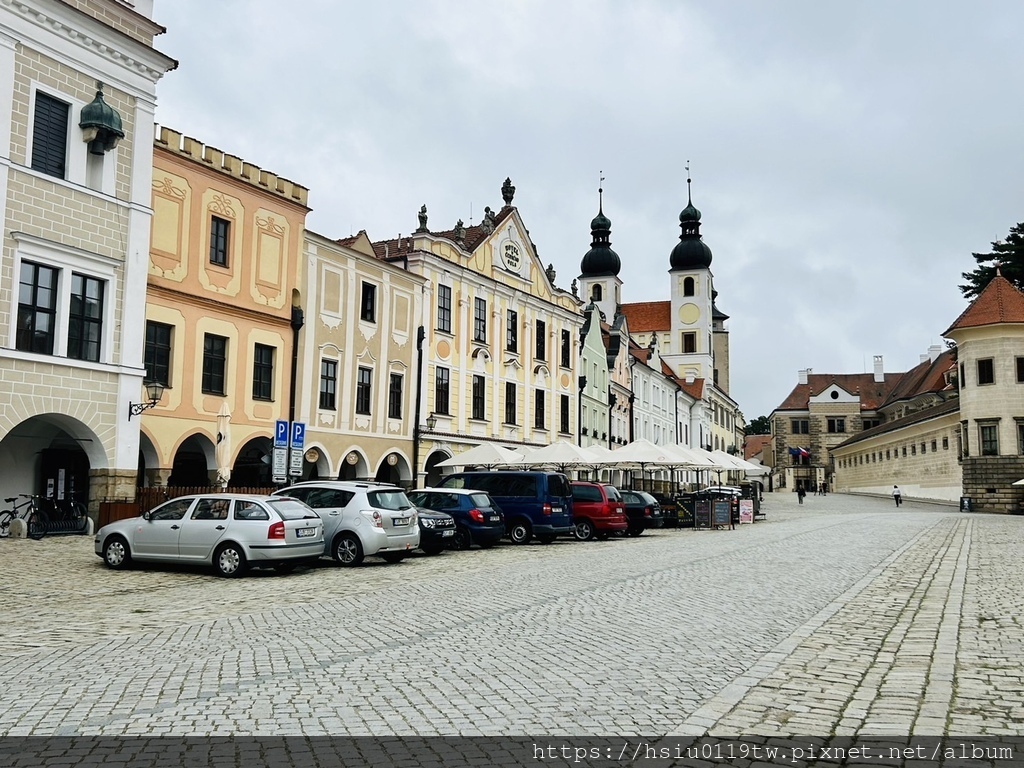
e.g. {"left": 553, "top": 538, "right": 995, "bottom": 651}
{"left": 812, "top": 482, "right": 819, "bottom": 496}
{"left": 797, "top": 484, "right": 806, "bottom": 504}
{"left": 892, "top": 485, "right": 902, "bottom": 507}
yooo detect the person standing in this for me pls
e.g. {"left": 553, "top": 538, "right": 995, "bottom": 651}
{"left": 892, "top": 485, "right": 902, "bottom": 507}
{"left": 797, "top": 484, "right": 806, "bottom": 504}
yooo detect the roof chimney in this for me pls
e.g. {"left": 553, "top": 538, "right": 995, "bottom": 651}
{"left": 920, "top": 353, "right": 930, "bottom": 363}
{"left": 798, "top": 368, "right": 810, "bottom": 385}
{"left": 928, "top": 344, "right": 942, "bottom": 361}
{"left": 873, "top": 355, "right": 884, "bottom": 383}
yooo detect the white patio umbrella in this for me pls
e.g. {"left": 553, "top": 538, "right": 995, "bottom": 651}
{"left": 435, "top": 442, "right": 524, "bottom": 469}
{"left": 709, "top": 449, "right": 754, "bottom": 471}
{"left": 519, "top": 440, "right": 602, "bottom": 468}
{"left": 611, "top": 438, "right": 691, "bottom": 492}
{"left": 215, "top": 402, "right": 232, "bottom": 488}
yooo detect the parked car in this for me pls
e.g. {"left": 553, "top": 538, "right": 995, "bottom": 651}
{"left": 273, "top": 481, "right": 419, "bottom": 566}
{"left": 569, "top": 482, "right": 628, "bottom": 541}
{"left": 415, "top": 507, "right": 457, "bottom": 555}
{"left": 94, "top": 494, "right": 323, "bottom": 577}
{"left": 437, "top": 471, "right": 573, "bottom": 545}
{"left": 618, "top": 489, "right": 664, "bottom": 536}
{"left": 406, "top": 488, "right": 505, "bottom": 551}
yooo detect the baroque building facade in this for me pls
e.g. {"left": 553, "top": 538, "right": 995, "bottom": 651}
{"left": 0, "top": 0, "right": 173, "bottom": 509}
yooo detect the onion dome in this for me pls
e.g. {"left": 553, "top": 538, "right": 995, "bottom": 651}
{"left": 580, "top": 201, "right": 621, "bottom": 277}
{"left": 669, "top": 178, "right": 713, "bottom": 270}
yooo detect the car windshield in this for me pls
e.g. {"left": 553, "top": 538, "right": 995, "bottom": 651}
{"left": 469, "top": 493, "right": 493, "bottom": 508}
{"left": 265, "top": 498, "right": 319, "bottom": 520}
{"left": 368, "top": 489, "right": 412, "bottom": 511}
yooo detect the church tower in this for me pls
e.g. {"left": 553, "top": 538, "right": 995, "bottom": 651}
{"left": 577, "top": 180, "right": 622, "bottom": 323}
{"left": 661, "top": 173, "right": 715, "bottom": 383}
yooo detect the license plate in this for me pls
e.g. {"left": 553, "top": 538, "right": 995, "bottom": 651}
{"left": 489, "top": 515, "right": 501, "bottom": 522}
{"left": 296, "top": 527, "right": 315, "bottom": 538}
{"left": 393, "top": 517, "right": 409, "bottom": 526}
{"left": 442, "top": 530, "right": 454, "bottom": 537}
{"left": 551, "top": 507, "right": 562, "bottom": 513}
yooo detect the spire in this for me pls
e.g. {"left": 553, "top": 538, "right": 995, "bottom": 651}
{"left": 579, "top": 171, "right": 620, "bottom": 277}
{"left": 669, "top": 161, "right": 713, "bottom": 270}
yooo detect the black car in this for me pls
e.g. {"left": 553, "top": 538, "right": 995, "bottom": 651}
{"left": 416, "top": 508, "right": 456, "bottom": 555}
{"left": 618, "top": 490, "right": 664, "bottom": 536}
{"left": 407, "top": 489, "right": 505, "bottom": 550}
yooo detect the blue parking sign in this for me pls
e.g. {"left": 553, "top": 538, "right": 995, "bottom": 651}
{"left": 291, "top": 422, "right": 306, "bottom": 450}
{"left": 274, "top": 420, "right": 289, "bottom": 449}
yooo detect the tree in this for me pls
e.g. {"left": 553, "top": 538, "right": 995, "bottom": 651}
{"left": 960, "top": 222, "right": 1024, "bottom": 299}
{"left": 745, "top": 415, "right": 771, "bottom": 435}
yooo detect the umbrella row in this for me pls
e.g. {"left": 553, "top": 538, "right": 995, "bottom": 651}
{"left": 436, "top": 438, "right": 770, "bottom": 475}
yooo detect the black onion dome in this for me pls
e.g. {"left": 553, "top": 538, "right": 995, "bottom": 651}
{"left": 670, "top": 194, "right": 712, "bottom": 270}
{"left": 580, "top": 206, "right": 621, "bottom": 277}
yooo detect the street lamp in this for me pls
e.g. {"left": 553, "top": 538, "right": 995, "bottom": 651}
{"left": 128, "top": 380, "right": 165, "bottom": 421}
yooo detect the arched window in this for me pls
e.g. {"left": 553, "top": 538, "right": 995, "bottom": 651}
{"left": 592, "top": 284, "right": 603, "bottom": 301}
{"left": 683, "top": 276, "right": 695, "bottom": 296}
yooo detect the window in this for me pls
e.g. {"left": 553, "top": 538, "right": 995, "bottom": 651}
{"left": 474, "top": 298, "right": 487, "bottom": 342}
{"left": 535, "top": 320, "right": 546, "bottom": 360}
{"left": 144, "top": 321, "right": 172, "bottom": 386}
{"left": 560, "top": 329, "right": 571, "bottom": 367}
{"left": 319, "top": 359, "right": 337, "bottom": 410}
{"left": 980, "top": 423, "right": 999, "bottom": 456}
{"left": 472, "top": 375, "right": 485, "bottom": 420}
{"left": 592, "top": 284, "right": 603, "bottom": 301}
{"left": 827, "top": 418, "right": 845, "bottom": 434}
{"left": 506, "top": 310, "right": 518, "bottom": 352}
{"left": 790, "top": 419, "right": 809, "bottom": 435}
{"left": 360, "top": 281, "right": 377, "bottom": 322}
{"left": 355, "top": 367, "right": 372, "bottom": 414}
{"left": 1017, "top": 357, "right": 1024, "bottom": 383}
{"left": 66, "top": 273, "right": 104, "bottom": 361}
{"left": 862, "top": 418, "right": 881, "bottom": 430}
{"left": 31, "top": 92, "right": 69, "bottom": 179}
{"left": 683, "top": 332, "right": 696, "bottom": 353}
{"left": 534, "top": 389, "right": 545, "bottom": 429}
{"left": 902, "top": 446, "right": 907, "bottom": 457}
{"left": 1018, "top": 423, "right": 1024, "bottom": 455}
{"left": 252, "top": 343, "right": 274, "bottom": 401}
{"left": 920, "top": 442, "right": 926, "bottom": 454}
{"left": 683, "top": 276, "right": 695, "bottom": 296}
{"left": 209, "top": 216, "right": 230, "bottom": 267}
{"left": 434, "top": 367, "right": 450, "bottom": 415}
{"left": 977, "top": 358, "right": 994, "bottom": 385}
{"left": 943, "top": 436, "right": 949, "bottom": 450}
{"left": 388, "top": 373, "right": 403, "bottom": 419}
{"left": 504, "top": 381, "right": 517, "bottom": 424}
{"left": 437, "top": 285, "right": 452, "bottom": 333}
{"left": 17, "top": 261, "right": 58, "bottom": 354}
{"left": 201, "top": 334, "right": 227, "bottom": 395}
{"left": 931, "top": 440, "right": 937, "bottom": 452}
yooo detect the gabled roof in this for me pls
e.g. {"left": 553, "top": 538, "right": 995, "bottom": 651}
{"left": 370, "top": 206, "right": 517, "bottom": 259}
{"left": 882, "top": 349, "right": 955, "bottom": 405}
{"left": 744, "top": 435, "right": 772, "bottom": 460}
{"left": 833, "top": 398, "right": 961, "bottom": 449}
{"left": 775, "top": 373, "right": 901, "bottom": 412}
{"left": 620, "top": 301, "right": 670, "bottom": 333}
{"left": 944, "top": 274, "right": 1024, "bottom": 335}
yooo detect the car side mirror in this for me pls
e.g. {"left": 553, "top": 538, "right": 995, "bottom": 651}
{"left": 142, "top": 511, "right": 150, "bottom": 521}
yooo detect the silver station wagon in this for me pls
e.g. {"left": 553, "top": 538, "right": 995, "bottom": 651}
{"left": 94, "top": 494, "right": 323, "bottom": 577}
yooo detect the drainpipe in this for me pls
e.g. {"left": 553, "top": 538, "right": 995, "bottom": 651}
{"left": 288, "top": 306, "right": 304, "bottom": 424}
{"left": 412, "top": 325, "right": 425, "bottom": 488}
{"left": 607, "top": 387, "right": 614, "bottom": 449}
{"left": 577, "top": 375, "right": 587, "bottom": 446}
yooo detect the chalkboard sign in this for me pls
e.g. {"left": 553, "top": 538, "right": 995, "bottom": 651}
{"left": 677, "top": 499, "right": 695, "bottom": 528}
{"left": 695, "top": 499, "right": 711, "bottom": 529}
{"left": 713, "top": 499, "right": 731, "bottom": 527}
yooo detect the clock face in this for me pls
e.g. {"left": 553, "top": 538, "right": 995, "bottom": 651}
{"left": 679, "top": 303, "right": 700, "bottom": 324}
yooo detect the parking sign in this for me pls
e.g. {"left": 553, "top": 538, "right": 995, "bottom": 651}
{"left": 274, "top": 419, "right": 289, "bottom": 449}
{"left": 291, "top": 422, "right": 305, "bottom": 450}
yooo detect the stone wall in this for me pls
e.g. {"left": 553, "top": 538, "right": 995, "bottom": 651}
{"left": 962, "top": 456, "right": 1024, "bottom": 513}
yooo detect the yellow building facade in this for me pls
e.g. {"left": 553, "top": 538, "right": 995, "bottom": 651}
{"left": 140, "top": 128, "right": 309, "bottom": 487}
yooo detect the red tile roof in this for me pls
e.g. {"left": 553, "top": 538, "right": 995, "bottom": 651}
{"left": 775, "top": 373, "right": 901, "bottom": 412}
{"left": 620, "top": 301, "right": 671, "bottom": 332}
{"left": 883, "top": 349, "right": 955, "bottom": 404}
{"left": 944, "top": 275, "right": 1024, "bottom": 335}
{"left": 744, "top": 435, "right": 772, "bottom": 460}
{"left": 370, "top": 206, "right": 517, "bottom": 260}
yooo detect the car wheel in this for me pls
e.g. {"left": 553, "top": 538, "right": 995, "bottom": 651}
{"left": 103, "top": 535, "right": 131, "bottom": 570}
{"left": 452, "top": 526, "right": 472, "bottom": 551}
{"left": 574, "top": 520, "right": 595, "bottom": 541}
{"left": 508, "top": 521, "right": 533, "bottom": 545}
{"left": 273, "top": 561, "right": 298, "bottom": 574}
{"left": 214, "top": 543, "right": 247, "bottom": 577}
{"left": 628, "top": 527, "right": 643, "bottom": 538}
{"left": 381, "top": 552, "right": 406, "bottom": 564}
{"left": 333, "top": 533, "right": 364, "bottom": 566}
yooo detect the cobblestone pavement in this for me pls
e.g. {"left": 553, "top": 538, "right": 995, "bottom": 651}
{"left": 0, "top": 491, "right": 1020, "bottom": 740}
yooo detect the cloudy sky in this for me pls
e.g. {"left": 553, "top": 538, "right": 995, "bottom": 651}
{"left": 151, "top": 0, "right": 1024, "bottom": 421}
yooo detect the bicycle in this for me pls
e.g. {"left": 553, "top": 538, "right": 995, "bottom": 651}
{"left": 0, "top": 495, "right": 49, "bottom": 540}
{"left": 47, "top": 496, "right": 88, "bottom": 533}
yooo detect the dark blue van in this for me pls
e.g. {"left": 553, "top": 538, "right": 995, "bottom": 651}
{"left": 437, "top": 471, "right": 573, "bottom": 544}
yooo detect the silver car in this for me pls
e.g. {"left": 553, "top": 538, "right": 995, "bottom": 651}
{"left": 94, "top": 494, "right": 323, "bottom": 577}
{"left": 273, "top": 481, "right": 419, "bottom": 566}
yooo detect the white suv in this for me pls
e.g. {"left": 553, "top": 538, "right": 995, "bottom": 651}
{"left": 273, "top": 482, "right": 419, "bottom": 566}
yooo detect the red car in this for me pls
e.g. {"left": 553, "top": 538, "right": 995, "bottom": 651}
{"left": 569, "top": 482, "right": 628, "bottom": 541}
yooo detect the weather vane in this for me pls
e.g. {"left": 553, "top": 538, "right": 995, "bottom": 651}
{"left": 598, "top": 170, "right": 605, "bottom": 210}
